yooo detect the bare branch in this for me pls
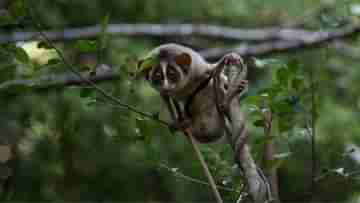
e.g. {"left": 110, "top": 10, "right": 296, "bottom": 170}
{"left": 200, "top": 24, "right": 360, "bottom": 59}
{"left": 0, "top": 23, "right": 352, "bottom": 44}
{"left": 159, "top": 163, "right": 242, "bottom": 193}
{"left": 185, "top": 130, "right": 224, "bottom": 203}
{"left": 262, "top": 110, "right": 279, "bottom": 201}
{"left": 0, "top": 69, "right": 118, "bottom": 91}
{"left": 332, "top": 40, "right": 360, "bottom": 61}
{"left": 1, "top": 23, "right": 359, "bottom": 94}
{"left": 2, "top": 23, "right": 360, "bottom": 60}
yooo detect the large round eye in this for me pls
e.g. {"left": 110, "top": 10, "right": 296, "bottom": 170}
{"left": 167, "top": 65, "right": 180, "bottom": 83}
{"left": 151, "top": 67, "right": 163, "bottom": 85}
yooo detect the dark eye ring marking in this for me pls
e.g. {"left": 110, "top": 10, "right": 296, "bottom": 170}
{"left": 151, "top": 65, "right": 163, "bottom": 84}
{"left": 166, "top": 65, "right": 180, "bottom": 83}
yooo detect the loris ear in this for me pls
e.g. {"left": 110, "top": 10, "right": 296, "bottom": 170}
{"left": 135, "top": 59, "right": 151, "bottom": 80}
{"left": 175, "top": 53, "right": 192, "bottom": 67}
{"left": 136, "top": 55, "right": 160, "bottom": 80}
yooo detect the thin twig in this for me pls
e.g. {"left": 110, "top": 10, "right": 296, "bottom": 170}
{"left": 0, "top": 69, "right": 118, "bottom": 91}
{"left": 159, "top": 163, "right": 241, "bottom": 193}
{"left": 185, "top": 129, "right": 224, "bottom": 203}
{"left": 310, "top": 69, "right": 317, "bottom": 195}
{"left": 262, "top": 110, "right": 278, "bottom": 201}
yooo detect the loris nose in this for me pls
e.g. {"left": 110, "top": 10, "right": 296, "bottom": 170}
{"left": 161, "top": 79, "right": 174, "bottom": 94}
{"left": 163, "top": 78, "right": 169, "bottom": 88}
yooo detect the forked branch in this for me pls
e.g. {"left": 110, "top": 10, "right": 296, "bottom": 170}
{"left": 212, "top": 55, "right": 269, "bottom": 202}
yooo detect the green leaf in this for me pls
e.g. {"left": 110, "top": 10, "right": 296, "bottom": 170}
{"left": 0, "top": 64, "right": 16, "bottom": 82}
{"left": 80, "top": 88, "right": 95, "bottom": 98}
{"left": 253, "top": 58, "right": 282, "bottom": 68}
{"left": 253, "top": 58, "right": 268, "bottom": 68}
{"left": 9, "top": 0, "right": 25, "bottom": 19}
{"left": 276, "top": 67, "right": 290, "bottom": 87}
{"left": 81, "top": 97, "right": 97, "bottom": 109}
{"left": 320, "top": 13, "right": 342, "bottom": 28}
{"left": 292, "top": 77, "right": 304, "bottom": 90}
{"left": 135, "top": 117, "right": 150, "bottom": 142}
{"left": 103, "top": 125, "right": 117, "bottom": 138}
{"left": 259, "top": 87, "right": 281, "bottom": 100}
{"left": 46, "top": 58, "right": 61, "bottom": 65}
{"left": 266, "top": 158, "right": 284, "bottom": 171}
{"left": 137, "top": 55, "right": 160, "bottom": 73}
{"left": 312, "top": 106, "right": 319, "bottom": 123}
{"left": 273, "top": 152, "right": 292, "bottom": 159}
{"left": 287, "top": 59, "right": 301, "bottom": 74}
{"left": 271, "top": 101, "right": 293, "bottom": 115}
{"left": 266, "top": 152, "right": 292, "bottom": 170}
{"left": 0, "top": 12, "right": 15, "bottom": 26}
{"left": 14, "top": 47, "right": 30, "bottom": 64}
{"left": 253, "top": 119, "right": 266, "bottom": 127}
{"left": 74, "top": 40, "right": 98, "bottom": 53}
{"left": 244, "top": 95, "right": 263, "bottom": 106}
{"left": 37, "top": 41, "right": 53, "bottom": 49}
{"left": 278, "top": 116, "right": 294, "bottom": 133}
{"left": 0, "top": 82, "right": 34, "bottom": 95}
{"left": 152, "top": 112, "right": 160, "bottom": 120}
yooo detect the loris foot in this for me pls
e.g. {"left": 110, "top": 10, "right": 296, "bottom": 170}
{"left": 223, "top": 53, "right": 243, "bottom": 66}
{"left": 223, "top": 79, "right": 249, "bottom": 110}
{"left": 214, "top": 53, "right": 244, "bottom": 77}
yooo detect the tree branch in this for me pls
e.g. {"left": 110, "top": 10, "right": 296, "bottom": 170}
{"left": 1, "top": 23, "right": 360, "bottom": 93}
{"left": 159, "top": 163, "right": 242, "bottom": 193}
{"left": 0, "top": 69, "right": 119, "bottom": 92}
{"left": 0, "top": 23, "right": 354, "bottom": 44}
{"left": 200, "top": 24, "right": 360, "bottom": 59}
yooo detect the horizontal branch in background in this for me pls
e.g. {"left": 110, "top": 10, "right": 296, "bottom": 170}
{"left": 1, "top": 24, "right": 360, "bottom": 92}
{"left": 0, "top": 23, "right": 352, "bottom": 44}
{"left": 0, "top": 68, "right": 118, "bottom": 92}
{"left": 200, "top": 24, "right": 360, "bottom": 59}
{"left": 1, "top": 23, "right": 360, "bottom": 60}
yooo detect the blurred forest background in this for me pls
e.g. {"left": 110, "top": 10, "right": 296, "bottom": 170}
{"left": 1, "top": 0, "right": 360, "bottom": 202}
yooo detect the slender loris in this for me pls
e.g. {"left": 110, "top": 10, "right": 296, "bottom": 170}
{"left": 138, "top": 43, "right": 248, "bottom": 151}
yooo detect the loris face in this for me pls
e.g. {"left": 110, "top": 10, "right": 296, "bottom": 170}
{"left": 138, "top": 45, "right": 192, "bottom": 96}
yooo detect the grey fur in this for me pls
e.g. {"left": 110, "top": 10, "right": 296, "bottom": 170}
{"left": 144, "top": 43, "right": 246, "bottom": 144}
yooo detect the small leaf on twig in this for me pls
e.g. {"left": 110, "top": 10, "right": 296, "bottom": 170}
{"left": 38, "top": 41, "right": 53, "bottom": 49}
{"left": 137, "top": 55, "right": 160, "bottom": 73}
{"left": 74, "top": 40, "right": 98, "bottom": 53}
{"left": 253, "top": 119, "right": 266, "bottom": 127}
{"left": 46, "top": 58, "right": 61, "bottom": 66}
{"left": 273, "top": 152, "right": 292, "bottom": 159}
{"left": 14, "top": 47, "right": 30, "bottom": 64}
{"left": 9, "top": 0, "right": 25, "bottom": 19}
{"left": 266, "top": 152, "right": 292, "bottom": 170}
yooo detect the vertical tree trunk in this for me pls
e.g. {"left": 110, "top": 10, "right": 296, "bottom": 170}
{"left": 237, "top": 144, "right": 267, "bottom": 203}
{"left": 263, "top": 111, "right": 280, "bottom": 202}
{"left": 264, "top": 138, "right": 279, "bottom": 201}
